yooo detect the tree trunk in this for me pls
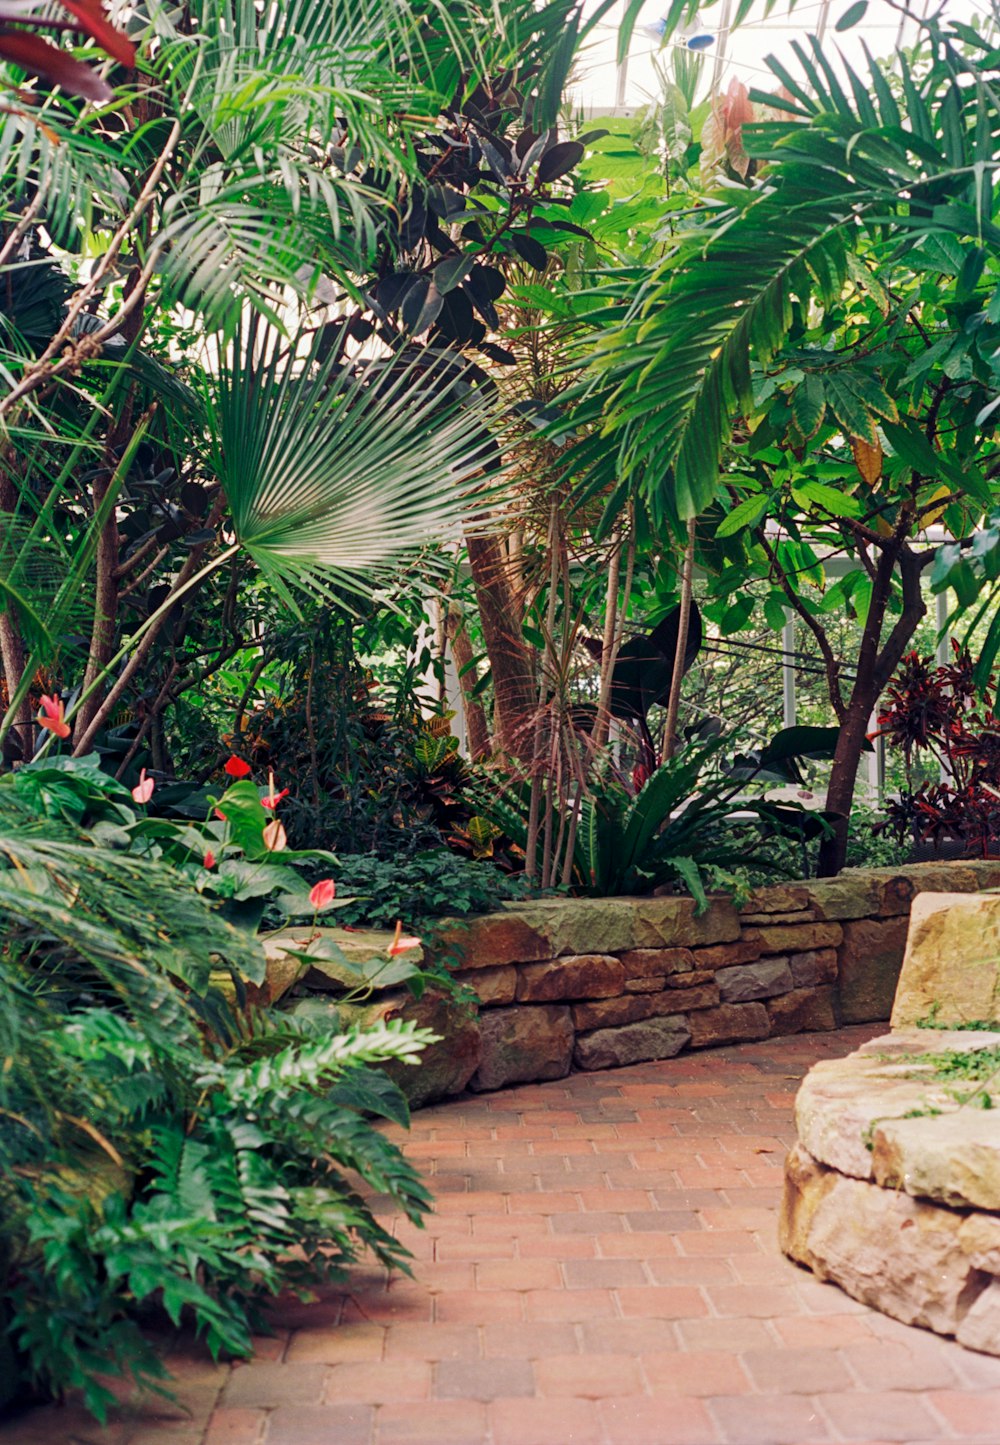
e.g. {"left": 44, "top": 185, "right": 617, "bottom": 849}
{"left": 815, "top": 542, "right": 928, "bottom": 876}
{"left": 444, "top": 602, "right": 490, "bottom": 760}
{"left": 73, "top": 283, "right": 147, "bottom": 745}
{"left": 816, "top": 687, "right": 877, "bottom": 876}
{"left": 465, "top": 532, "right": 536, "bottom": 760}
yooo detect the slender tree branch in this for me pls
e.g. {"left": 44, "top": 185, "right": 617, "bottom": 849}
{"left": 758, "top": 528, "right": 846, "bottom": 721}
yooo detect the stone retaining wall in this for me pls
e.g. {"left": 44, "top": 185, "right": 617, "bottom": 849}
{"left": 425, "top": 860, "right": 1000, "bottom": 1096}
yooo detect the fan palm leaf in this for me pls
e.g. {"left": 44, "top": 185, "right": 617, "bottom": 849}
{"left": 202, "top": 321, "right": 496, "bottom": 601}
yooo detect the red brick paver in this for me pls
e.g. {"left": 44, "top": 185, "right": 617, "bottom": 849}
{"left": 6, "top": 1024, "right": 1000, "bottom": 1444}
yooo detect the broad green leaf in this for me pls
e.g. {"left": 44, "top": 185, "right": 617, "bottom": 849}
{"left": 716, "top": 493, "right": 769, "bottom": 538}
{"left": 791, "top": 375, "right": 825, "bottom": 440}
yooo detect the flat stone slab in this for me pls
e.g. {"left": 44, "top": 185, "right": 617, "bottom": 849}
{"left": 794, "top": 1028, "right": 1000, "bottom": 1199}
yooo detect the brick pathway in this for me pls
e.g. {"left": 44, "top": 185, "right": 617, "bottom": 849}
{"left": 5, "top": 1024, "right": 1000, "bottom": 1445}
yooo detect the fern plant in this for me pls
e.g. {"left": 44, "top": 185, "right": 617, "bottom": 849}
{"left": 0, "top": 787, "right": 436, "bottom": 1421}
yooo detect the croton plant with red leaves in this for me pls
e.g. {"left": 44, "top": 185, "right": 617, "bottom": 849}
{"left": 0, "top": 0, "right": 134, "bottom": 102}
{"left": 875, "top": 646, "right": 1000, "bottom": 858}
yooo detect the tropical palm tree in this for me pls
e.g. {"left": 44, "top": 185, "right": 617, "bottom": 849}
{"left": 0, "top": 0, "right": 611, "bottom": 757}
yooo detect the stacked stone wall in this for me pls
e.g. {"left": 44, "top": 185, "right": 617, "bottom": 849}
{"left": 428, "top": 860, "right": 1000, "bottom": 1093}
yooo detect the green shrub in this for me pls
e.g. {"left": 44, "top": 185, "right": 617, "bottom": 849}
{"left": 0, "top": 787, "right": 434, "bottom": 1420}
{"left": 331, "top": 849, "right": 528, "bottom": 928}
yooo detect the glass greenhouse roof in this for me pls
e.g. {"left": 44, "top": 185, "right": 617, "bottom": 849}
{"left": 569, "top": 0, "right": 993, "bottom": 115}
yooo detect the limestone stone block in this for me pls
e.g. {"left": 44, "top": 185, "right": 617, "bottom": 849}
{"left": 872, "top": 1108, "right": 1000, "bottom": 1212}
{"left": 789, "top": 948, "right": 838, "bottom": 987}
{"left": 263, "top": 953, "right": 307, "bottom": 1004}
{"left": 572, "top": 987, "right": 713, "bottom": 1031}
{"left": 379, "top": 990, "right": 482, "bottom": 1108}
{"left": 738, "top": 911, "right": 817, "bottom": 926}
{"left": 780, "top": 1142, "right": 994, "bottom": 1341}
{"left": 574, "top": 1014, "right": 691, "bottom": 1071}
{"left": 274, "top": 926, "right": 414, "bottom": 994}
{"left": 618, "top": 947, "right": 694, "bottom": 978}
{"left": 716, "top": 956, "right": 794, "bottom": 1003}
{"left": 837, "top": 914, "right": 909, "bottom": 1023}
{"left": 962, "top": 860, "right": 1000, "bottom": 891}
{"left": 691, "top": 939, "right": 763, "bottom": 970}
{"left": 631, "top": 896, "right": 741, "bottom": 949}
{"left": 516, "top": 954, "right": 626, "bottom": 1003}
{"left": 665, "top": 968, "right": 716, "bottom": 989}
{"left": 955, "top": 1278, "right": 1000, "bottom": 1354}
{"left": 471, "top": 1005, "right": 573, "bottom": 1091}
{"left": 543, "top": 899, "right": 637, "bottom": 956}
{"left": 739, "top": 885, "right": 812, "bottom": 915}
{"left": 873, "top": 863, "right": 980, "bottom": 916}
{"left": 656, "top": 980, "right": 719, "bottom": 1013}
{"left": 891, "top": 891, "right": 1000, "bottom": 1030}
{"left": 958, "top": 1213, "right": 1000, "bottom": 1274}
{"left": 805, "top": 874, "right": 881, "bottom": 921}
{"left": 791, "top": 1029, "right": 993, "bottom": 1181}
{"left": 468, "top": 966, "right": 517, "bottom": 1007}
{"left": 437, "top": 909, "right": 551, "bottom": 970}
{"left": 766, "top": 986, "right": 839, "bottom": 1036}
{"left": 687, "top": 1002, "right": 770, "bottom": 1048}
{"left": 742, "top": 921, "right": 843, "bottom": 955}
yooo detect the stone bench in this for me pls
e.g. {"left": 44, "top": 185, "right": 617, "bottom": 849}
{"left": 781, "top": 890, "right": 1000, "bottom": 1355}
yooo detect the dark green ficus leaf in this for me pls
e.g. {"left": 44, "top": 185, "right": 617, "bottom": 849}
{"left": 509, "top": 234, "right": 548, "bottom": 271}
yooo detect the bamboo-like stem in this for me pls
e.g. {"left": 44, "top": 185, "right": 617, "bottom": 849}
{"left": 663, "top": 516, "right": 696, "bottom": 762}
{"left": 524, "top": 503, "right": 561, "bottom": 881}
{"left": 592, "top": 526, "right": 623, "bottom": 751}
{"left": 593, "top": 514, "right": 636, "bottom": 753}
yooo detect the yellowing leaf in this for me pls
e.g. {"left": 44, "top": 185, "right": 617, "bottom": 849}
{"left": 920, "top": 484, "right": 951, "bottom": 528}
{"left": 852, "top": 437, "right": 883, "bottom": 486}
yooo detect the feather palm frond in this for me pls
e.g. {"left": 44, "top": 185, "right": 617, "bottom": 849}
{"left": 577, "top": 29, "right": 1000, "bottom": 527}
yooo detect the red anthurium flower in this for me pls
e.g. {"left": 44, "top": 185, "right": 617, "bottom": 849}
{"left": 262, "top": 819, "right": 287, "bottom": 852}
{"left": 309, "top": 878, "right": 336, "bottom": 911}
{"left": 214, "top": 808, "right": 226, "bottom": 822}
{"left": 261, "top": 769, "right": 289, "bottom": 811}
{"left": 224, "top": 755, "right": 252, "bottom": 778}
{"left": 37, "top": 694, "right": 70, "bottom": 739}
{"left": 387, "top": 921, "right": 421, "bottom": 957}
{"left": 131, "top": 768, "right": 155, "bottom": 804}
{"left": 203, "top": 849, "right": 216, "bottom": 870}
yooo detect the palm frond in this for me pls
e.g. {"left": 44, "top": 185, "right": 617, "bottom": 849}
{"left": 577, "top": 28, "right": 1000, "bottom": 526}
{"left": 202, "top": 321, "right": 498, "bottom": 600}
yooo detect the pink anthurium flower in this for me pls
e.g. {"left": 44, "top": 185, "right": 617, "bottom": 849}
{"left": 262, "top": 818, "right": 287, "bottom": 852}
{"left": 37, "top": 694, "right": 70, "bottom": 739}
{"left": 387, "top": 921, "right": 421, "bottom": 957}
{"left": 309, "top": 878, "right": 336, "bottom": 911}
{"left": 131, "top": 768, "right": 155, "bottom": 804}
